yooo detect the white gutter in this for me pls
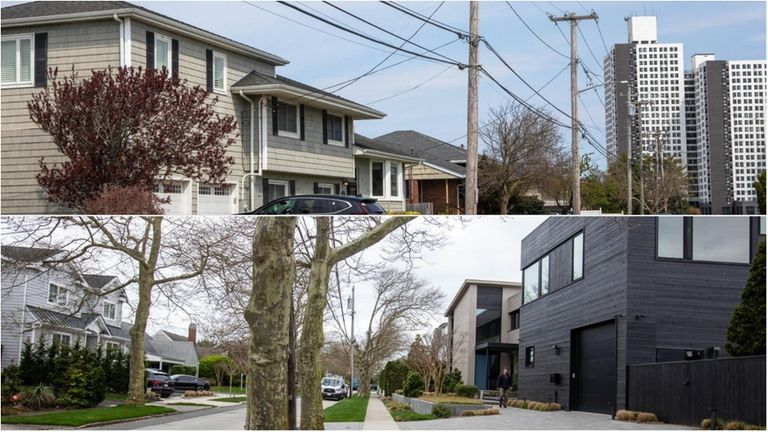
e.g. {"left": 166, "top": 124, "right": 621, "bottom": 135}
{"left": 260, "top": 97, "right": 269, "bottom": 171}
{"left": 239, "top": 91, "right": 260, "bottom": 211}
{"left": 233, "top": 84, "right": 385, "bottom": 119}
{"left": 17, "top": 274, "right": 28, "bottom": 364}
{"left": 113, "top": 14, "right": 124, "bottom": 66}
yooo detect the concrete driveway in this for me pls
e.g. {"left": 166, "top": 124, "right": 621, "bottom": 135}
{"left": 396, "top": 406, "right": 694, "bottom": 430}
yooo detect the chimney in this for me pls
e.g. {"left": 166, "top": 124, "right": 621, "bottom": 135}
{"left": 188, "top": 323, "right": 197, "bottom": 343}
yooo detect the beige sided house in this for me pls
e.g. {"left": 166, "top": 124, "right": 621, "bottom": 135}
{"left": 0, "top": 1, "right": 400, "bottom": 215}
{"left": 445, "top": 279, "right": 522, "bottom": 390}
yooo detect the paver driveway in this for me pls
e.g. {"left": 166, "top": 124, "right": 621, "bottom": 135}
{"left": 396, "top": 406, "right": 693, "bottom": 430}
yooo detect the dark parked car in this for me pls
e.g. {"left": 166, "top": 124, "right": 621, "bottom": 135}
{"left": 170, "top": 374, "right": 210, "bottom": 392}
{"left": 243, "top": 195, "right": 387, "bottom": 215}
{"left": 370, "top": 383, "right": 378, "bottom": 392}
{"left": 145, "top": 368, "right": 174, "bottom": 397}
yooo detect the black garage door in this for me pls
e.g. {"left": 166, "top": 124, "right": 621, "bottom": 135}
{"left": 573, "top": 321, "right": 616, "bottom": 414}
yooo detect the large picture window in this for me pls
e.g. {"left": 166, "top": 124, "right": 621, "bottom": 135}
{"left": 370, "top": 161, "right": 402, "bottom": 199}
{"left": 692, "top": 218, "right": 750, "bottom": 263}
{"left": 657, "top": 217, "right": 684, "bottom": 259}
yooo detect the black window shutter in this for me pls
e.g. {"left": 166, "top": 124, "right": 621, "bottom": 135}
{"left": 344, "top": 116, "right": 350, "bottom": 148}
{"left": 299, "top": 105, "right": 305, "bottom": 141}
{"left": 271, "top": 97, "right": 279, "bottom": 136}
{"left": 334, "top": 184, "right": 340, "bottom": 195}
{"left": 322, "top": 110, "right": 328, "bottom": 144}
{"left": 171, "top": 39, "right": 179, "bottom": 79}
{"left": 289, "top": 180, "right": 296, "bottom": 196}
{"left": 146, "top": 31, "right": 155, "bottom": 69}
{"left": 262, "top": 178, "right": 270, "bottom": 202}
{"left": 313, "top": 182, "right": 319, "bottom": 194}
{"left": 33, "top": 32, "right": 47, "bottom": 87}
{"left": 205, "top": 49, "right": 213, "bottom": 92}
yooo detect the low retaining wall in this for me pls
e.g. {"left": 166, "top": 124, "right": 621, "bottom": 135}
{"left": 392, "top": 393, "right": 491, "bottom": 416}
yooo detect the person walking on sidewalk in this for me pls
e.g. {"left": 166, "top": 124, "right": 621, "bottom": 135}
{"left": 497, "top": 368, "right": 511, "bottom": 408}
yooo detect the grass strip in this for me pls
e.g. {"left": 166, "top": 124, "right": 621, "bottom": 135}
{"left": 390, "top": 410, "right": 437, "bottom": 422}
{"left": 324, "top": 396, "right": 369, "bottom": 422}
{"left": 210, "top": 396, "right": 247, "bottom": 403}
{"left": 418, "top": 394, "right": 484, "bottom": 405}
{"left": 211, "top": 386, "right": 245, "bottom": 394}
{"left": 1, "top": 405, "right": 176, "bottom": 427}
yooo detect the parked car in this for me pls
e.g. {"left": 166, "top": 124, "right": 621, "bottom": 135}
{"left": 321, "top": 376, "right": 348, "bottom": 401}
{"left": 370, "top": 383, "right": 378, "bottom": 392}
{"left": 170, "top": 374, "right": 210, "bottom": 392}
{"left": 145, "top": 368, "right": 175, "bottom": 397}
{"left": 243, "top": 195, "right": 387, "bottom": 215}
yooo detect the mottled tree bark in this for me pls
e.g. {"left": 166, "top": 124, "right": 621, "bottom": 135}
{"left": 245, "top": 217, "right": 297, "bottom": 430}
{"left": 300, "top": 217, "right": 413, "bottom": 430}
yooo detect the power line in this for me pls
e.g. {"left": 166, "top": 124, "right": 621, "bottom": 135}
{"left": 506, "top": 2, "right": 568, "bottom": 59}
{"left": 322, "top": 1, "right": 461, "bottom": 64}
{"left": 277, "top": 1, "right": 464, "bottom": 67}
{"left": 367, "top": 64, "right": 454, "bottom": 105}
{"left": 380, "top": 1, "right": 469, "bottom": 38}
{"left": 576, "top": 1, "right": 610, "bottom": 55}
{"left": 577, "top": 24, "right": 604, "bottom": 73}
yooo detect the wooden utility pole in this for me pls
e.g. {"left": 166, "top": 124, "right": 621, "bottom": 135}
{"left": 622, "top": 81, "right": 633, "bottom": 215}
{"left": 550, "top": 12, "right": 597, "bottom": 215}
{"left": 465, "top": 0, "right": 479, "bottom": 215}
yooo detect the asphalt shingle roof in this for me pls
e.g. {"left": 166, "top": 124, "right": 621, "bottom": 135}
{"left": 82, "top": 274, "right": 117, "bottom": 289}
{"left": 107, "top": 324, "right": 131, "bottom": 339}
{"left": 375, "top": 130, "right": 467, "bottom": 176}
{"left": 231, "top": 71, "right": 383, "bottom": 118}
{"left": 1, "top": 1, "right": 287, "bottom": 65}
{"left": 354, "top": 134, "right": 420, "bottom": 159}
{"left": 160, "top": 330, "right": 190, "bottom": 342}
{"left": 144, "top": 337, "right": 196, "bottom": 363}
{"left": 1, "top": 246, "right": 62, "bottom": 262}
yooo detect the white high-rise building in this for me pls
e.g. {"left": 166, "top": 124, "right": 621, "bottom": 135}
{"left": 692, "top": 56, "right": 766, "bottom": 214}
{"left": 604, "top": 16, "right": 686, "bottom": 166}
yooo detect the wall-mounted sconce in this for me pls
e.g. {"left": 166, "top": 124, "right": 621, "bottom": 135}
{"left": 553, "top": 345, "right": 561, "bottom": 356}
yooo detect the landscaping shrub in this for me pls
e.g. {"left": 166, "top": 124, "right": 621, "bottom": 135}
{"left": 442, "top": 369, "right": 462, "bottom": 394}
{"left": 402, "top": 371, "right": 424, "bottom": 398}
{"left": 1, "top": 365, "right": 22, "bottom": 404}
{"left": 454, "top": 384, "right": 478, "bottom": 399}
{"left": 380, "top": 360, "right": 411, "bottom": 397}
{"left": 57, "top": 360, "right": 106, "bottom": 408}
{"left": 432, "top": 404, "right": 452, "bottom": 418}
{"left": 171, "top": 365, "right": 198, "bottom": 375}
{"left": 506, "top": 399, "right": 560, "bottom": 411}
{"left": 461, "top": 408, "right": 499, "bottom": 416}
{"left": 616, "top": 410, "right": 638, "bottom": 421}
{"left": 701, "top": 418, "right": 763, "bottom": 430}
{"left": 183, "top": 390, "right": 214, "bottom": 398}
{"left": 636, "top": 412, "right": 658, "bottom": 423}
{"left": 85, "top": 185, "right": 164, "bottom": 215}
{"left": 18, "top": 384, "right": 57, "bottom": 410}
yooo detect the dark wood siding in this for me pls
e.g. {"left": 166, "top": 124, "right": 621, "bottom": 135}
{"left": 477, "top": 286, "right": 502, "bottom": 310}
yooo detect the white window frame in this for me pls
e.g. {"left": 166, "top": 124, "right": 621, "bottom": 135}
{"left": 1, "top": 34, "right": 34, "bottom": 88}
{"left": 51, "top": 332, "right": 72, "bottom": 347}
{"left": 268, "top": 179, "right": 289, "bottom": 200}
{"left": 103, "top": 301, "right": 117, "bottom": 320}
{"left": 106, "top": 341, "right": 122, "bottom": 352}
{"left": 368, "top": 160, "right": 403, "bottom": 200}
{"left": 47, "top": 283, "right": 67, "bottom": 306}
{"left": 276, "top": 99, "right": 300, "bottom": 139}
{"left": 154, "top": 33, "right": 172, "bottom": 74}
{"left": 317, "top": 182, "right": 334, "bottom": 195}
{"left": 326, "top": 112, "right": 345, "bottom": 147}
{"left": 212, "top": 50, "right": 227, "bottom": 95}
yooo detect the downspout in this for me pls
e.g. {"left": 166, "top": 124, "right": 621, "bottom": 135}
{"left": 239, "top": 92, "right": 260, "bottom": 210}
{"left": 113, "top": 14, "right": 124, "bottom": 66}
{"left": 17, "top": 274, "right": 28, "bottom": 364}
{"left": 260, "top": 97, "right": 268, "bottom": 171}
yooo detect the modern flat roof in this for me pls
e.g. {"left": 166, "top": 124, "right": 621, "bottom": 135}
{"left": 444, "top": 279, "right": 521, "bottom": 317}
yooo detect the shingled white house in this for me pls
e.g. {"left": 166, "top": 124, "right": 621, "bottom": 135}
{"left": 1, "top": 1, "right": 421, "bottom": 214}
{"left": 0, "top": 245, "right": 199, "bottom": 373}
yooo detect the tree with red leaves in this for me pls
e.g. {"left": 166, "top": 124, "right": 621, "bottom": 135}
{"left": 28, "top": 66, "right": 238, "bottom": 212}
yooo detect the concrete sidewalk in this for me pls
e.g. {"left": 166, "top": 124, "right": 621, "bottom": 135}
{"left": 363, "top": 396, "right": 399, "bottom": 430}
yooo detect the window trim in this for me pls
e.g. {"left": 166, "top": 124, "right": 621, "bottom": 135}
{"left": 316, "top": 182, "right": 334, "bottom": 195}
{"left": 326, "top": 112, "right": 345, "bottom": 146}
{"left": 47, "top": 283, "right": 67, "bottom": 306}
{"left": 1, "top": 34, "right": 34, "bottom": 88}
{"left": 276, "top": 99, "right": 300, "bottom": 139}
{"left": 103, "top": 301, "right": 117, "bottom": 320}
{"left": 212, "top": 50, "right": 227, "bottom": 95}
{"left": 154, "top": 33, "right": 172, "bottom": 74}
{"left": 51, "top": 332, "right": 72, "bottom": 347}
{"left": 368, "top": 160, "right": 403, "bottom": 200}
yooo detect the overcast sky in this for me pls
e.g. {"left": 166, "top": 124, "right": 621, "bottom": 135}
{"left": 5, "top": 0, "right": 764, "bottom": 166}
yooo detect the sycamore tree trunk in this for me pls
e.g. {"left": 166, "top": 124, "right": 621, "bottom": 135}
{"left": 299, "top": 218, "right": 332, "bottom": 430}
{"left": 498, "top": 185, "right": 511, "bottom": 215}
{"left": 126, "top": 218, "right": 162, "bottom": 406}
{"left": 245, "top": 217, "right": 297, "bottom": 430}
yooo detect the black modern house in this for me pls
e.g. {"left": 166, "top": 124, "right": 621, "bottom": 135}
{"left": 516, "top": 216, "right": 765, "bottom": 415}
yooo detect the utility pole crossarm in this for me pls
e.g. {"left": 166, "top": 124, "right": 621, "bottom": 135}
{"left": 548, "top": 11, "right": 598, "bottom": 216}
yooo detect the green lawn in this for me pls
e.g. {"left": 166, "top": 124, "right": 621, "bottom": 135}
{"left": 1, "top": 405, "right": 176, "bottom": 427}
{"left": 211, "top": 386, "right": 245, "bottom": 394}
{"left": 324, "top": 396, "right": 369, "bottom": 422}
{"left": 210, "top": 396, "right": 247, "bottom": 403}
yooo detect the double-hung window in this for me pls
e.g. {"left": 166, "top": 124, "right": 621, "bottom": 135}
{"left": 48, "top": 283, "right": 67, "bottom": 306}
{"left": 103, "top": 302, "right": 116, "bottom": 320}
{"left": 1, "top": 35, "right": 33, "bottom": 87}
{"left": 154, "top": 34, "right": 172, "bottom": 73}
{"left": 370, "top": 161, "right": 402, "bottom": 199}
{"left": 213, "top": 51, "right": 226, "bottom": 93}
{"left": 52, "top": 333, "right": 71, "bottom": 347}
{"left": 326, "top": 114, "right": 343, "bottom": 144}
{"left": 277, "top": 101, "right": 299, "bottom": 137}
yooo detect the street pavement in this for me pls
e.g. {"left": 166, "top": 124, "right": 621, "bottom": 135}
{"left": 396, "top": 405, "right": 694, "bottom": 430}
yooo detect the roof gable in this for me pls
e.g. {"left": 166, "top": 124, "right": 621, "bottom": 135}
{"left": 375, "top": 131, "right": 467, "bottom": 176}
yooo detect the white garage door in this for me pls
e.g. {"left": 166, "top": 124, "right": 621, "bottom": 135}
{"left": 155, "top": 181, "right": 189, "bottom": 215}
{"left": 198, "top": 184, "right": 237, "bottom": 215}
